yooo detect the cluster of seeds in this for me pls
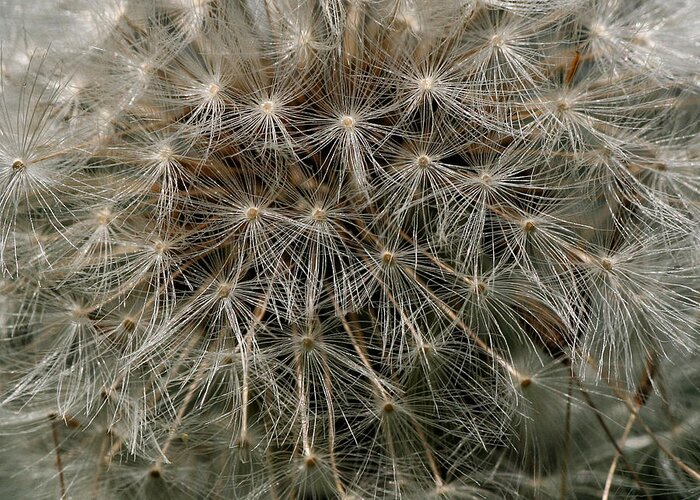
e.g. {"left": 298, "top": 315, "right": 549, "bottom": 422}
{"left": 0, "top": 0, "right": 698, "bottom": 498}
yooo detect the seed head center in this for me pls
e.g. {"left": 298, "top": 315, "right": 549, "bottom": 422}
{"left": 11, "top": 159, "right": 25, "bottom": 171}
{"left": 382, "top": 251, "right": 396, "bottom": 266}
{"left": 153, "top": 241, "right": 168, "bottom": 255}
{"left": 491, "top": 34, "right": 505, "bottom": 48}
{"left": 260, "top": 100, "right": 275, "bottom": 115}
{"left": 218, "top": 283, "right": 232, "bottom": 298}
{"left": 207, "top": 83, "right": 220, "bottom": 97}
{"left": 96, "top": 209, "right": 112, "bottom": 227}
{"left": 472, "top": 280, "right": 487, "bottom": 294}
{"left": 311, "top": 207, "right": 327, "bottom": 221}
{"left": 557, "top": 98, "right": 572, "bottom": 111}
{"left": 296, "top": 30, "right": 311, "bottom": 46}
{"left": 418, "top": 77, "right": 434, "bottom": 92}
{"left": 588, "top": 22, "right": 608, "bottom": 39}
{"left": 341, "top": 115, "right": 356, "bottom": 129}
{"left": 122, "top": 317, "right": 137, "bottom": 332}
{"left": 246, "top": 206, "right": 260, "bottom": 221}
{"left": 302, "top": 336, "right": 315, "bottom": 351}
{"left": 157, "top": 145, "right": 174, "bottom": 163}
{"left": 417, "top": 155, "right": 431, "bottom": 168}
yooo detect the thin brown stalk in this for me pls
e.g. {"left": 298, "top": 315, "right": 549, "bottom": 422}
{"left": 49, "top": 415, "right": 66, "bottom": 500}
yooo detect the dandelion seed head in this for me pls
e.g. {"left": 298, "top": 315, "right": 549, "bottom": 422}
{"left": 138, "top": 61, "right": 151, "bottom": 77}
{"left": 245, "top": 206, "right": 260, "bottom": 221}
{"left": 301, "top": 335, "right": 315, "bottom": 351}
{"left": 95, "top": 208, "right": 112, "bottom": 227}
{"left": 588, "top": 22, "right": 609, "bottom": 40}
{"left": 416, "top": 154, "right": 431, "bottom": 169}
{"left": 11, "top": 159, "right": 25, "bottom": 172}
{"left": 340, "top": 114, "right": 356, "bottom": 129}
{"left": 259, "top": 99, "right": 275, "bottom": 115}
{"left": 523, "top": 220, "right": 537, "bottom": 233}
{"left": 205, "top": 82, "right": 220, "bottom": 98}
{"left": 152, "top": 240, "right": 169, "bottom": 255}
{"left": 472, "top": 280, "right": 487, "bottom": 295}
{"left": 233, "top": 435, "right": 251, "bottom": 451}
{"left": 600, "top": 257, "right": 614, "bottom": 271}
{"left": 154, "top": 145, "right": 175, "bottom": 165}
{"left": 491, "top": 34, "right": 506, "bottom": 49}
{"left": 311, "top": 207, "right": 327, "bottom": 222}
{"left": 381, "top": 250, "right": 396, "bottom": 266}
{"left": 217, "top": 283, "right": 232, "bottom": 299}
{"left": 417, "top": 76, "right": 435, "bottom": 93}
{"left": 68, "top": 302, "right": 91, "bottom": 324}
{"left": 479, "top": 172, "right": 494, "bottom": 187}
{"left": 296, "top": 29, "right": 311, "bottom": 47}
{"left": 556, "top": 97, "right": 572, "bottom": 112}
{"left": 1, "top": 1, "right": 698, "bottom": 497}
{"left": 121, "top": 317, "right": 137, "bottom": 333}
{"left": 304, "top": 454, "right": 317, "bottom": 468}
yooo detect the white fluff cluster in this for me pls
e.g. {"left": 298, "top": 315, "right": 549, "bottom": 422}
{"left": 0, "top": 0, "right": 698, "bottom": 498}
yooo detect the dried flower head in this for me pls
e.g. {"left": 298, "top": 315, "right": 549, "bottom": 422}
{"left": 0, "top": 0, "right": 698, "bottom": 498}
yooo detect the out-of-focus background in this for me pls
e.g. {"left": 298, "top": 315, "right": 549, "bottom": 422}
{"left": 0, "top": 0, "right": 124, "bottom": 76}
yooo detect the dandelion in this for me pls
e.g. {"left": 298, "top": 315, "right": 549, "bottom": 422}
{"left": 1, "top": 0, "right": 698, "bottom": 498}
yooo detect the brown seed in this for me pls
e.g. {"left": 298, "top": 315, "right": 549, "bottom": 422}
{"left": 473, "top": 281, "right": 487, "bottom": 294}
{"left": 418, "top": 77, "right": 434, "bottom": 92}
{"left": 122, "top": 317, "right": 136, "bottom": 332}
{"left": 341, "top": 115, "right": 355, "bottom": 128}
{"left": 218, "top": 284, "right": 232, "bottom": 298}
{"left": 382, "top": 251, "right": 395, "bottom": 266}
{"left": 207, "top": 83, "right": 220, "bottom": 97}
{"left": 302, "top": 336, "right": 315, "bottom": 351}
{"left": 311, "top": 208, "right": 327, "bottom": 221}
{"left": 245, "top": 207, "right": 259, "bottom": 220}
{"left": 260, "top": 100, "right": 274, "bottom": 115}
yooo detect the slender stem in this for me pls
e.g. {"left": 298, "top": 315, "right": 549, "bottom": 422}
{"left": 400, "top": 261, "right": 526, "bottom": 382}
{"left": 292, "top": 324, "right": 312, "bottom": 457}
{"left": 602, "top": 354, "right": 658, "bottom": 499}
{"left": 239, "top": 285, "right": 271, "bottom": 447}
{"left": 49, "top": 415, "right": 66, "bottom": 500}
{"left": 347, "top": 216, "right": 527, "bottom": 382}
{"left": 559, "top": 375, "right": 572, "bottom": 500}
{"left": 341, "top": 313, "right": 444, "bottom": 489}
{"left": 586, "top": 355, "right": 700, "bottom": 481}
{"left": 602, "top": 412, "right": 637, "bottom": 500}
{"left": 153, "top": 361, "right": 207, "bottom": 468}
{"left": 91, "top": 432, "right": 110, "bottom": 498}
